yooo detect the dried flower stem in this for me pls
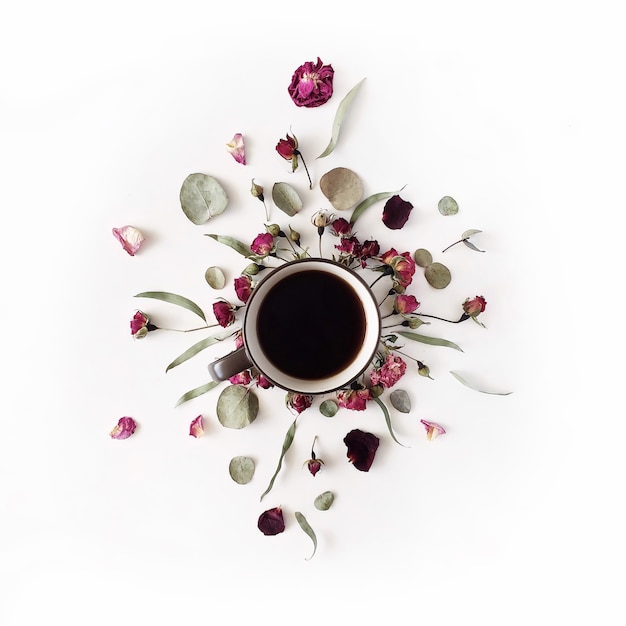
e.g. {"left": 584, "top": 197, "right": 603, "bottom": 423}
{"left": 294, "top": 150, "right": 313, "bottom": 190}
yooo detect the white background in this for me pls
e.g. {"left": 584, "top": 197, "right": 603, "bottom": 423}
{"left": 1, "top": 1, "right": 624, "bottom": 624}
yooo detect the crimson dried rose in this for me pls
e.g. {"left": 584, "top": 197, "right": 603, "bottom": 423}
{"left": 229, "top": 370, "right": 252, "bottom": 386}
{"left": 287, "top": 57, "right": 334, "bottom": 108}
{"left": 304, "top": 436, "right": 324, "bottom": 476}
{"left": 394, "top": 294, "right": 419, "bottom": 314}
{"left": 250, "top": 232, "right": 275, "bottom": 257}
{"left": 343, "top": 429, "right": 380, "bottom": 472}
{"left": 275, "top": 131, "right": 312, "bottom": 188}
{"left": 130, "top": 310, "right": 156, "bottom": 339}
{"left": 369, "top": 354, "right": 407, "bottom": 389}
{"left": 258, "top": 506, "right": 285, "bottom": 535}
{"left": 358, "top": 239, "right": 380, "bottom": 267}
{"left": 382, "top": 195, "right": 413, "bottom": 230}
{"left": 330, "top": 217, "right": 352, "bottom": 237}
{"left": 379, "top": 248, "right": 416, "bottom": 292}
{"left": 110, "top": 417, "right": 137, "bottom": 440}
{"left": 336, "top": 387, "right": 372, "bottom": 411}
{"left": 234, "top": 275, "right": 252, "bottom": 303}
{"left": 286, "top": 392, "right": 313, "bottom": 414}
{"left": 463, "top": 295, "right": 487, "bottom": 318}
{"left": 213, "top": 300, "right": 236, "bottom": 327}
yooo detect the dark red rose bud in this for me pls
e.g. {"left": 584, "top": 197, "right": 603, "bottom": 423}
{"left": 382, "top": 195, "right": 413, "bottom": 230}
{"left": 257, "top": 507, "right": 285, "bottom": 536}
{"left": 343, "top": 429, "right": 380, "bottom": 472}
{"left": 307, "top": 460, "right": 322, "bottom": 476}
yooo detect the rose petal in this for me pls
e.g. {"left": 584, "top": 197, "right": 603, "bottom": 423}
{"left": 112, "top": 226, "right": 145, "bottom": 256}
{"left": 343, "top": 429, "right": 379, "bottom": 471}
{"left": 257, "top": 507, "right": 285, "bottom": 535}
{"left": 110, "top": 417, "right": 137, "bottom": 440}
{"left": 382, "top": 195, "right": 413, "bottom": 230}
{"left": 420, "top": 419, "right": 446, "bottom": 440}
{"left": 226, "top": 133, "right": 246, "bottom": 165}
{"left": 189, "top": 415, "right": 204, "bottom": 438}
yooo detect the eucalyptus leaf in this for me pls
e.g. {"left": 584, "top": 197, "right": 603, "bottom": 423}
{"left": 424, "top": 262, "right": 452, "bottom": 289}
{"left": 165, "top": 329, "right": 234, "bottom": 372}
{"left": 463, "top": 240, "right": 485, "bottom": 252}
{"left": 319, "top": 399, "right": 338, "bottom": 417}
{"left": 229, "top": 456, "right": 255, "bottom": 484}
{"left": 389, "top": 389, "right": 411, "bottom": 413}
{"left": 450, "top": 371, "right": 513, "bottom": 395}
{"left": 438, "top": 195, "right": 459, "bottom": 216}
{"left": 205, "top": 266, "right": 226, "bottom": 289}
{"left": 314, "top": 491, "right": 335, "bottom": 511}
{"left": 413, "top": 248, "right": 433, "bottom": 268}
{"left": 205, "top": 234, "right": 254, "bottom": 259}
{"left": 180, "top": 173, "right": 228, "bottom": 224}
{"left": 271, "top": 182, "right": 303, "bottom": 217}
{"left": 317, "top": 77, "right": 366, "bottom": 159}
{"left": 135, "top": 291, "right": 207, "bottom": 323}
{"left": 319, "top": 167, "right": 363, "bottom": 211}
{"left": 295, "top": 512, "right": 317, "bottom": 560}
{"left": 462, "top": 229, "right": 483, "bottom": 238}
{"left": 349, "top": 187, "right": 405, "bottom": 225}
{"left": 373, "top": 397, "right": 406, "bottom": 447}
{"left": 175, "top": 380, "right": 221, "bottom": 406}
{"left": 260, "top": 418, "right": 297, "bottom": 501}
{"left": 216, "top": 385, "right": 259, "bottom": 429}
{"left": 397, "top": 330, "right": 463, "bottom": 352}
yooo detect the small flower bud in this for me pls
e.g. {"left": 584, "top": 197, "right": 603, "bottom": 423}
{"left": 243, "top": 263, "right": 260, "bottom": 276}
{"left": 369, "top": 384, "right": 384, "bottom": 398}
{"left": 417, "top": 361, "right": 432, "bottom": 379}
{"left": 288, "top": 225, "right": 301, "bottom": 246}
{"left": 408, "top": 317, "right": 425, "bottom": 329}
{"left": 250, "top": 179, "right": 264, "bottom": 200}
{"left": 265, "top": 223, "right": 281, "bottom": 237}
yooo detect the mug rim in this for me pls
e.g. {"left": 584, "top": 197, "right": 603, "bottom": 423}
{"left": 242, "top": 258, "right": 381, "bottom": 394}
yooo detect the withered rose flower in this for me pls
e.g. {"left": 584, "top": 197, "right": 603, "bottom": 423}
{"left": 330, "top": 217, "right": 352, "bottom": 237}
{"left": 109, "top": 417, "right": 137, "bottom": 440}
{"left": 343, "top": 429, "right": 380, "bottom": 472}
{"left": 335, "top": 235, "right": 361, "bottom": 257}
{"left": 213, "top": 300, "right": 236, "bottom": 327}
{"left": 382, "top": 195, "right": 413, "bottom": 230}
{"left": 286, "top": 392, "right": 313, "bottom": 414}
{"left": 250, "top": 232, "right": 275, "bottom": 257}
{"left": 358, "top": 239, "right": 380, "bottom": 267}
{"left": 275, "top": 133, "right": 299, "bottom": 171}
{"left": 225, "top": 133, "right": 246, "bottom": 165}
{"left": 130, "top": 310, "right": 156, "bottom": 339}
{"left": 258, "top": 506, "right": 285, "bottom": 535}
{"left": 336, "top": 387, "right": 372, "bottom": 411}
{"left": 112, "top": 225, "right": 145, "bottom": 256}
{"left": 288, "top": 57, "right": 334, "bottom": 108}
{"left": 234, "top": 275, "right": 252, "bottom": 303}
{"left": 369, "top": 354, "right": 407, "bottom": 389}
{"left": 463, "top": 295, "right": 487, "bottom": 318}
{"left": 304, "top": 436, "right": 324, "bottom": 476}
{"left": 255, "top": 374, "right": 274, "bottom": 389}
{"left": 394, "top": 294, "right": 419, "bottom": 314}
{"left": 379, "top": 248, "right": 416, "bottom": 292}
{"left": 229, "top": 370, "right": 252, "bottom": 386}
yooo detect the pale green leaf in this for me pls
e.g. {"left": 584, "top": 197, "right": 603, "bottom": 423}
{"left": 317, "top": 78, "right": 366, "bottom": 159}
{"left": 205, "top": 234, "right": 254, "bottom": 259}
{"left": 175, "top": 380, "right": 221, "bottom": 406}
{"left": 135, "top": 291, "right": 207, "bottom": 323}
{"left": 450, "top": 371, "right": 513, "bottom": 395}
{"left": 180, "top": 173, "right": 228, "bottom": 224}
{"left": 260, "top": 418, "right": 297, "bottom": 501}
{"left": 314, "top": 491, "right": 335, "bottom": 511}
{"left": 165, "top": 329, "right": 234, "bottom": 372}
{"left": 438, "top": 195, "right": 459, "bottom": 216}
{"left": 295, "top": 511, "right": 317, "bottom": 560}
{"left": 350, "top": 187, "right": 406, "bottom": 225}
{"left": 216, "top": 385, "right": 259, "bottom": 429}
{"left": 397, "top": 330, "right": 463, "bottom": 352}
{"left": 319, "top": 399, "right": 338, "bottom": 417}
{"left": 229, "top": 456, "right": 255, "bottom": 484}
{"left": 373, "top": 397, "right": 406, "bottom": 447}
{"left": 205, "top": 266, "right": 226, "bottom": 289}
{"left": 271, "top": 182, "right": 303, "bottom": 216}
{"left": 389, "top": 389, "right": 411, "bottom": 413}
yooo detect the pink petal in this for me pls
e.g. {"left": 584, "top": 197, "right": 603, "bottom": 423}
{"left": 110, "top": 417, "right": 137, "bottom": 440}
{"left": 420, "top": 419, "right": 446, "bottom": 441}
{"left": 189, "top": 415, "right": 205, "bottom": 438}
{"left": 112, "top": 225, "right": 145, "bottom": 256}
{"left": 226, "top": 133, "right": 246, "bottom": 165}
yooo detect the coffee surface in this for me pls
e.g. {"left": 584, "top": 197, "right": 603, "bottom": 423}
{"left": 256, "top": 270, "right": 366, "bottom": 380}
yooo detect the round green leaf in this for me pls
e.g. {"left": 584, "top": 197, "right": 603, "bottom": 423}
{"left": 180, "top": 173, "right": 229, "bottom": 224}
{"left": 389, "top": 389, "right": 411, "bottom": 413}
{"left": 229, "top": 456, "right": 255, "bottom": 484}
{"left": 319, "top": 167, "right": 363, "bottom": 211}
{"left": 425, "top": 262, "right": 452, "bottom": 289}
{"left": 319, "top": 399, "right": 338, "bottom": 417}
{"left": 205, "top": 266, "right": 226, "bottom": 289}
{"left": 216, "top": 385, "right": 259, "bottom": 429}
{"left": 272, "top": 182, "right": 303, "bottom": 216}
{"left": 438, "top": 196, "right": 458, "bottom": 216}
{"left": 314, "top": 491, "right": 335, "bottom": 511}
{"left": 413, "top": 248, "right": 433, "bottom": 267}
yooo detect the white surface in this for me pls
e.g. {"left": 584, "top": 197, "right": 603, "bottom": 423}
{"left": 1, "top": 1, "right": 624, "bottom": 624}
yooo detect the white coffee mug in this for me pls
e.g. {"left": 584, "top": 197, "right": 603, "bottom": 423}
{"left": 208, "top": 258, "right": 382, "bottom": 394}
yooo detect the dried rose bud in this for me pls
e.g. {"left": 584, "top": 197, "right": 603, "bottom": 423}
{"left": 234, "top": 275, "right": 252, "bottom": 304}
{"left": 265, "top": 223, "right": 281, "bottom": 237}
{"left": 109, "top": 417, "right": 137, "bottom": 440}
{"left": 257, "top": 506, "right": 285, "bottom": 535}
{"left": 130, "top": 310, "right": 155, "bottom": 339}
{"left": 250, "top": 179, "right": 264, "bottom": 200}
{"left": 304, "top": 436, "right": 324, "bottom": 476}
{"left": 286, "top": 392, "right": 313, "bottom": 414}
{"left": 243, "top": 263, "right": 261, "bottom": 276}
{"left": 463, "top": 296, "right": 487, "bottom": 318}
{"left": 251, "top": 232, "right": 275, "bottom": 257}
{"left": 417, "top": 361, "right": 433, "bottom": 379}
{"left": 394, "top": 294, "right": 420, "bottom": 315}
{"left": 288, "top": 225, "right": 301, "bottom": 246}
{"left": 311, "top": 209, "right": 334, "bottom": 229}
{"left": 212, "top": 300, "right": 236, "bottom": 327}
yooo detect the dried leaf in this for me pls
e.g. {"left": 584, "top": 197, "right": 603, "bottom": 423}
{"left": 319, "top": 399, "right": 338, "bottom": 417}
{"left": 260, "top": 418, "right": 297, "bottom": 501}
{"left": 319, "top": 167, "right": 363, "bottom": 211}
{"left": 389, "top": 389, "right": 411, "bottom": 413}
{"left": 438, "top": 195, "right": 459, "bottom": 216}
{"left": 373, "top": 397, "right": 406, "bottom": 447}
{"left": 314, "top": 491, "right": 335, "bottom": 511}
{"left": 134, "top": 291, "right": 207, "bottom": 323}
{"left": 229, "top": 456, "right": 255, "bottom": 484}
{"left": 216, "top": 385, "right": 259, "bottom": 429}
{"left": 397, "top": 330, "right": 463, "bottom": 352}
{"left": 165, "top": 329, "right": 233, "bottom": 372}
{"left": 349, "top": 187, "right": 405, "bottom": 225}
{"left": 413, "top": 248, "right": 433, "bottom": 268}
{"left": 179, "top": 173, "right": 228, "bottom": 224}
{"left": 175, "top": 381, "right": 221, "bottom": 406}
{"left": 205, "top": 266, "right": 226, "bottom": 289}
{"left": 317, "top": 78, "right": 366, "bottom": 159}
{"left": 271, "top": 182, "right": 303, "bottom": 216}
{"left": 450, "top": 371, "right": 513, "bottom": 395}
{"left": 424, "top": 262, "right": 452, "bottom": 289}
{"left": 295, "top": 512, "right": 317, "bottom": 560}
{"left": 205, "top": 234, "right": 254, "bottom": 258}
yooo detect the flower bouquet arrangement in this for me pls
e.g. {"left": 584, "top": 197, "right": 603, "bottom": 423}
{"left": 111, "top": 58, "right": 510, "bottom": 558}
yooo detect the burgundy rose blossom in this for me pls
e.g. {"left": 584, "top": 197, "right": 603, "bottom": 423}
{"left": 130, "top": 310, "right": 156, "bottom": 339}
{"left": 257, "top": 506, "right": 285, "bottom": 535}
{"left": 336, "top": 387, "right": 372, "bottom": 411}
{"left": 110, "top": 417, "right": 137, "bottom": 440}
{"left": 213, "top": 300, "right": 236, "bottom": 328}
{"left": 286, "top": 392, "right": 313, "bottom": 414}
{"left": 369, "top": 354, "right": 407, "bottom": 388}
{"left": 382, "top": 195, "right": 413, "bottom": 230}
{"left": 379, "top": 248, "right": 416, "bottom": 292}
{"left": 250, "top": 232, "right": 275, "bottom": 258}
{"left": 343, "top": 429, "right": 380, "bottom": 472}
{"left": 234, "top": 275, "right": 252, "bottom": 303}
{"left": 394, "top": 294, "right": 419, "bottom": 314}
{"left": 287, "top": 57, "right": 334, "bottom": 108}
{"left": 463, "top": 295, "right": 487, "bottom": 317}
{"left": 304, "top": 436, "right": 324, "bottom": 476}
{"left": 330, "top": 217, "right": 352, "bottom": 237}
{"left": 275, "top": 131, "right": 312, "bottom": 189}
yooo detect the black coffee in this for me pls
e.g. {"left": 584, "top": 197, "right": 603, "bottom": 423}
{"left": 256, "top": 270, "right": 366, "bottom": 380}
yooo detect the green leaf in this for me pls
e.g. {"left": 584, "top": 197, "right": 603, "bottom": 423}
{"left": 229, "top": 456, "right": 255, "bottom": 484}
{"left": 216, "top": 385, "right": 259, "bottom": 429}
{"left": 424, "top": 262, "right": 452, "bottom": 289}
{"left": 260, "top": 418, "right": 297, "bottom": 501}
{"left": 389, "top": 389, "right": 411, "bottom": 413}
{"left": 165, "top": 329, "right": 234, "bottom": 372}
{"left": 319, "top": 399, "right": 338, "bottom": 417}
{"left": 175, "top": 380, "right": 221, "bottom": 406}
{"left": 205, "top": 266, "right": 226, "bottom": 289}
{"left": 397, "top": 330, "right": 463, "bottom": 352}
{"left": 450, "top": 371, "right": 513, "bottom": 395}
{"left": 317, "top": 78, "right": 366, "bottom": 159}
{"left": 295, "top": 512, "right": 317, "bottom": 560}
{"left": 134, "top": 291, "right": 207, "bottom": 323}
{"left": 271, "top": 182, "right": 303, "bottom": 216}
{"left": 350, "top": 187, "right": 406, "bottom": 225}
{"left": 179, "top": 173, "right": 228, "bottom": 224}
{"left": 373, "top": 397, "right": 407, "bottom": 447}
{"left": 205, "top": 234, "right": 255, "bottom": 259}
{"left": 314, "top": 491, "right": 335, "bottom": 511}
{"left": 438, "top": 195, "right": 459, "bottom": 216}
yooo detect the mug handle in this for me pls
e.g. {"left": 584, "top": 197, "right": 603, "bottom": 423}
{"left": 208, "top": 347, "right": 253, "bottom": 382}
